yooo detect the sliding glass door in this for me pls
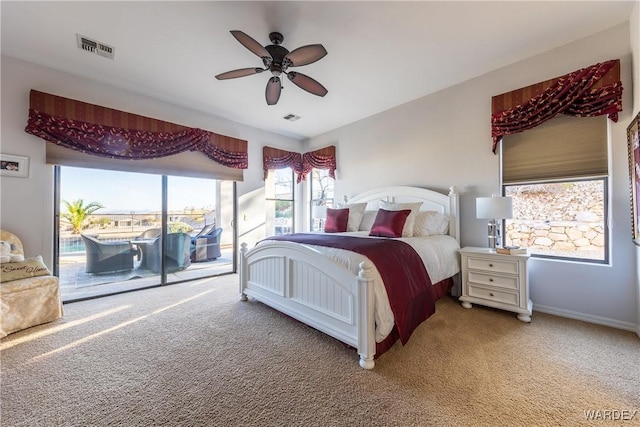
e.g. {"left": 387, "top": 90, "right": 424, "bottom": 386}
{"left": 57, "top": 166, "right": 234, "bottom": 302}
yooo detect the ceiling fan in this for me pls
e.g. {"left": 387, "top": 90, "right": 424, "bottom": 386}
{"left": 215, "top": 30, "right": 328, "bottom": 105}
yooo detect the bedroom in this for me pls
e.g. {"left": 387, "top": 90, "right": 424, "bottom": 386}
{"left": 0, "top": 0, "right": 639, "bottom": 413}
{"left": 1, "top": 1, "right": 637, "bottom": 334}
{"left": 1, "top": 1, "right": 638, "bottom": 424}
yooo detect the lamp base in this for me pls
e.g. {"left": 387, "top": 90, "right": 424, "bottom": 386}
{"left": 487, "top": 220, "right": 498, "bottom": 251}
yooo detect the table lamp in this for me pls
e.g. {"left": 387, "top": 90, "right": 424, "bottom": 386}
{"left": 476, "top": 196, "right": 513, "bottom": 250}
{"left": 312, "top": 205, "right": 327, "bottom": 231}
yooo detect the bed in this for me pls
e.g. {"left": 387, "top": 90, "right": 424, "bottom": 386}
{"left": 239, "top": 186, "right": 460, "bottom": 369}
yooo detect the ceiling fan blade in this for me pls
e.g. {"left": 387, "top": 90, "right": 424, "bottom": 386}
{"left": 285, "top": 44, "right": 327, "bottom": 67}
{"left": 266, "top": 76, "right": 282, "bottom": 105}
{"left": 230, "top": 30, "right": 271, "bottom": 59}
{"left": 215, "top": 68, "right": 264, "bottom": 80}
{"left": 287, "top": 72, "right": 328, "bottom": 97}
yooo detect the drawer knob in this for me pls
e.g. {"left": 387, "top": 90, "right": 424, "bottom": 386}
{"left": 489, "top": 292, "right": 494, "bottom": 297}
{"left": 489, "top": 278, "right": 494, "bottom": 282}
{"left": 489, "top": 263, "right": 493, "bottom": 267}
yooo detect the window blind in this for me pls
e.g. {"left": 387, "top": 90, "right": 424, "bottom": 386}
{"left": 502, "top": 115, "right": 607, "bottom": 184}
{"left": 47, "top": 144, "right": 243, "bottom": 181}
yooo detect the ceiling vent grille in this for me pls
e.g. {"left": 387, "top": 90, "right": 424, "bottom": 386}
{"left": 76, "top": 34, "right": 115, "bottom": 60}
{"left": 283, "top": 114, "right": 301, "bottom": 122}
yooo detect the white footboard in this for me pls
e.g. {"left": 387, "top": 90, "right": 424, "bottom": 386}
{"left": 239, "top": 241, "right": 377, "bottom": 369}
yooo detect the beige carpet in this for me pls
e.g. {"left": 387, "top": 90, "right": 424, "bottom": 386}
{"left": 1, "top": 274, "right": 638, "bottom": 426}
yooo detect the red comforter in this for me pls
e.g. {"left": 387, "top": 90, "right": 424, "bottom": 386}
{"left": 264, "top": 233, "right": 436, "bottom": 346}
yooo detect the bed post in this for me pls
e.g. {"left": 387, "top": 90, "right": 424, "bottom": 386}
{"left": 448, "top": 186, "right": 460, "bottom": 245}
{"left": 239, "top": 242, "right": 248, "bottom": 301}
{"left": 357, "top": 260, "right": 376, "bottom": 369}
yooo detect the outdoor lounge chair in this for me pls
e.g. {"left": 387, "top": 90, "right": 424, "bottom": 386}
{"left": 190, "top": 227, "right": 222, "bottom": 262}
{"left": 145, "top": 232, "right": 192, "bottom": 274}
{"left": 81, "top": 234, "right": 138, "bottom": 274}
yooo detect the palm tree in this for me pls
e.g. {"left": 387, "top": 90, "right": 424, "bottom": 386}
{"left": 62, "top": 199, "right": 104, "bottom": 234}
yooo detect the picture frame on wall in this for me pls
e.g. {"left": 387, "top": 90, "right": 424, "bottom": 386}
{"left": 0, "top": 153, "right": 29, "bottom": 178}
{"left": 627, "top": 111, "right": 640, "bottom": 245}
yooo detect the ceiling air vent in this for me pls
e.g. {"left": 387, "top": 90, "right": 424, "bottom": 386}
{"left": 283, "top": 114, "right": 301, "bottom": 122}
{"left": 76, "top": 34, "right": 115, "bottom": 60}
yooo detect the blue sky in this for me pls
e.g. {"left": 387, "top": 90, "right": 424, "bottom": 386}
{"left": 60, "top": 167, "right": 216, "bottom": 213}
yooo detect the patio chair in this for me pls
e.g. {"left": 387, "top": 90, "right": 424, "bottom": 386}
{"left": 145, "top": 232, "right": 192, "bottom": 274}
{"left": 137, "top": 227, "right": 161, "bottom": 240}
{"left": 190, "top": 227, "right": 222, "bottom": 262}
{"left": 191, "top": 224, "right": 216, "bottom": 240}
{"left": 81, "top": 234, "right": 138, "bottom": 274}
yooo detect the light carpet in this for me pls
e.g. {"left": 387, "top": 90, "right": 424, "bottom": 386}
{"left": 1, "top": 274, "right": 638, "bottom": 426}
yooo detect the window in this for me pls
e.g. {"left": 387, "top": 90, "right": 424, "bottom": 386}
{"left": 501, "top": 115, "right": 608, "bottom": 263}
{"left": 309, "top": 168, "right": 335, "bottom": 231}
{"left": 57, "top": 166, "right": 235, "bottom": 302}
{"left": 265, "top": 167, "right": 294, "bottom": 235}
{"left": 504, "top": 179, "right": 607, "bottom": 262}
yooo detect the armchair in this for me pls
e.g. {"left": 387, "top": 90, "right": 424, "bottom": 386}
{"left": 1, "top": 229, "right": 63, "bottom": 337}
{"left": 145, "top": 232, "right": 192, "bottom": 274}
{"left": 191, "top": 227, "right": 222, "bottom": 262}
{"left": 81, "top": 234, "right": 138, "bottom": 274}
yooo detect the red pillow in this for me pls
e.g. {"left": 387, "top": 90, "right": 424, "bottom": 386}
{"left": 369, "top": 209, "right": 411, "bottom": 238}
{"left": 324, "top": 208, "right": 349, "bottom": 233}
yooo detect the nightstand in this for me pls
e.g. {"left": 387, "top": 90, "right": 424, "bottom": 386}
{"left": 458, "top": 247, "right": 532, "bottom": 322}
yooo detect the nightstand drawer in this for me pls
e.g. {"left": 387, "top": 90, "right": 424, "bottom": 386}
{"left": 468, "top": 285, "right": 519, "bottom": 305}
{"left": 468, "top": 271, "right": 519, "bottom": 290}
{"left": 467, "top": 257, "right": 518, "bottom": 275}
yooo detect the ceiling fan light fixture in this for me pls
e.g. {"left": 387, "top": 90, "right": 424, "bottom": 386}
{"left": 217, "top": 30, "right": 328, "bottom": 105}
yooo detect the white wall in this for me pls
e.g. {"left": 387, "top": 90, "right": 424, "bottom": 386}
{"left": 0, "top": 56, "right": 302, "bottom": 266}
{"left": 305, "top": 24, "right": 638, "bottom": 330}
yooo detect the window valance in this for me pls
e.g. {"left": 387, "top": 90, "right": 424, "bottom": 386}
{"left": 263, "top": 145, "right": 336, "bottom": 183}
{"left": 262, "top": 146, "right": 303, "bottom": 179}
{"left": 300, "top": 145, "right": 336, "bottom": 182}
{"left": 491, "top": 59, "right": 622, "bottom": 153}
{"left": 25, "top": 90, "right": 248, "bottom": 169}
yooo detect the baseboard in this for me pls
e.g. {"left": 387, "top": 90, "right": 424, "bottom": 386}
{"left": 533, "top": 304, "right": 637, "bottom": 333}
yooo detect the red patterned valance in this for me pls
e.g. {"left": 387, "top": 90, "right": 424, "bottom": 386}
{"left": 263, "top": 146, "right": 303, "bottom": 179}
{"left": 25, "top": 90, "right": 248, "bottom": 169}
{"left": 263, "top": 145, "right": 336, "bottom": 183}
{"left": 299, "top": 145, "right": 336, "bottom": 182}
{"left": 491, "top": 59, "right": 623, "bottom": 153}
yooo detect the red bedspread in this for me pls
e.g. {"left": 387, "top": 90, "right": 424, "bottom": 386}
{"left": 264, "top": 233, "right": 436, "bottom": 345}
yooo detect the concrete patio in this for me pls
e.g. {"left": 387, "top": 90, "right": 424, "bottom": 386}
{"left": 59, "top": 247, "right": 234, "bottom": 301}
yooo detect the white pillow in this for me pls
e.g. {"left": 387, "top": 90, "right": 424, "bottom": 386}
{"left": 414, "top": 211, "right": 450, "bottom": 236}
{"left": 358, "top": 210, "right": 378, "bottom": 231}
{"left": 378, "top": 201, "right": 423, "bottom": 237}
{"left": 337, "top": 202, "right": 367, "bottom": 232}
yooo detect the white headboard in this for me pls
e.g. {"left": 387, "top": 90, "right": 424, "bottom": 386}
{"left": 346, "top": 186, "right": 460, "bottom": 244}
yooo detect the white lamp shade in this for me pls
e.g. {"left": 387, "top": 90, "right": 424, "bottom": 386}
{"left": 312, "top": 205, "right": 327, "bottom": 219}
{"left": 476, "top": 196, "right": 513, "bottom": 219}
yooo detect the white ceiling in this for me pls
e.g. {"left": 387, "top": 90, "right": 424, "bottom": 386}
{"left": 1, "top": 1, "right": 635, "bottom": 141}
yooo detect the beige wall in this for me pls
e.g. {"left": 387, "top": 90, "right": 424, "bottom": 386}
{"left": 631, "top": 1, "right": 640, "bottom": 336}
{"left": 0, "top": 56, "right": 302, "bottom": 265}
{"left": 305, "top": 23, "right": 638, "bottom": 330}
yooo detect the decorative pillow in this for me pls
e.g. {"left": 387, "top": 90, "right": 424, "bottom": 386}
{"left": 324, "top": 208, "right": 350, "bottom": 233}
{"left": 379, "top": 201, "right": 423, "bottom": 237}
{"left": 337, "top": 202, "right": 367, "bottom": 232}
{"left": 414, "top": 211, "right": 450, "bottom": 236}
{"left": 358, "top": 211, "right": 378, "bottom": 231}
{"left": 369, "top": 209, "right": 411, "bottom": 238}
{"left": 0, "top": 255, "right": 51, "bottom": 283}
